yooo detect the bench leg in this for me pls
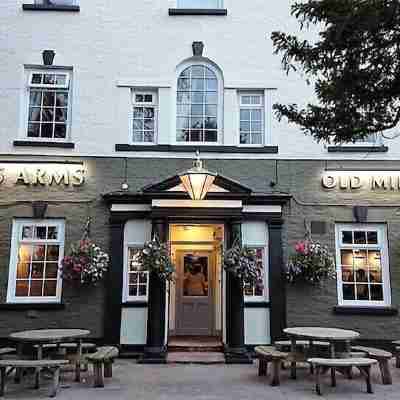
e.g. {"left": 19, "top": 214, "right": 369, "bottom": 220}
{"left": 378, "top": 359, "right": 392, "bottom": 385}
{"left": 271, "top": 360, "right": 281, "bottom": 386}
{"left": 104, "top": 361, "right": 113, "bottom": 378}
{"left": 258, "top": 359, "right": 268, "bottom": 377}
{"left": 50, "top": 368, "right": 60, "bottom": 398}
{"left": 14, "top": 343, "right": 23, "bottom": 384}
{"left": 93, "top": 363, "right": 104, "bottom": 388}
{"left": 358, "top": 366, "right": 373, "bottom": 394}
{"left": 315, "top": 365, "right": 322, "bottom": 396}
{"left": 0, "top": 367, "right": 6, "bottom": 397}
{"left": 290, "top": 338, "right": 297, "bottom": 379}
{"left": 330, "top": 367, "right": 336, "bottom": 387}
{"left": 75, "top": 340, "right": 82, "bottom": 382}
{"left": 396, "top": 355, "right": 400, "bottom": 369}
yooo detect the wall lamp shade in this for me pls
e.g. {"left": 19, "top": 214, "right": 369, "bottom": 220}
{"left": 179, "top": 157, "right": 216, "bottom": 200}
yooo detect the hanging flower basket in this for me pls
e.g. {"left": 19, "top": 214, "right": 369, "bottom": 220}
{"left": 138, "top": 236, "right": 175, "bottom": 282}
{"left": 223, "top": 242, "right": 259, "bottom": 287}
{"left": 286, "top": 239, "right": 335, "bottom": 284}
{"left": 61, "top": 239, "right": 109, "bottom": 285}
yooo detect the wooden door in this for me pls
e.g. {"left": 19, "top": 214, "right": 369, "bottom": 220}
{"left": 175, "top": 251, "right": 214, "bottom": 336}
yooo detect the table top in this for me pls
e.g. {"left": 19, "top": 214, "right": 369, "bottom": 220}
{"left": 9, "top": 329, "right": 90, "bottom": 343}
{"left": 283, "top": 327, "right": 360, "bottom": 341}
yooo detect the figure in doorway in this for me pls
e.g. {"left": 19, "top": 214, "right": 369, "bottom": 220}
{"left": 184, "top": 263, "right": 207, "bottom": 296}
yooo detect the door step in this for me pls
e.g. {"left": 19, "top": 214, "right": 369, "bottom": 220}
{"left": 168, "top": 336, "right": 223, "bottom": 353}
{"left": 167, "top": 351, "right": 225, "bottom": 364}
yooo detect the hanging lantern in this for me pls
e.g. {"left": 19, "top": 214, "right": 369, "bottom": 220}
{"left": 179, "top": 152, "right": 216, "bottom": 200}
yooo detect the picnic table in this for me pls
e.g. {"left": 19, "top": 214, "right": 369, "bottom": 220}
{"left": 283, "top": 327, "right": 360, "bottom": 379}
{"left": 10, "top": 329, "right": 90, "bottom": 385}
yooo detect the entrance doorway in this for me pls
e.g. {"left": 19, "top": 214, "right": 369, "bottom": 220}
{"left": 169, "top": 224, "right": 224, "bottom": 338}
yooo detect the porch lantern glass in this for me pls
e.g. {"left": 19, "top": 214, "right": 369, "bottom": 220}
{"left": 179, "top": 154, "right": 216, "bottom": 200}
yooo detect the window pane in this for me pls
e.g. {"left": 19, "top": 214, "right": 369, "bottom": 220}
{"left": 367, "top": 231, "right": 378, "bottom": 244}
{"left": 240, "top": 132, "right": 250, "bottom": 144}
{"left": 31, "top": 73, "right": 42, "bottom": 84}
{"left": 177, "top": 117, "right": 190, "bottom": 130}
{"left": 240, "top": 109, "right": 250, "bottom": 120}
{"left": 133, "top": 120, "right": 143, "bottom": 130}
{"left": 144, "top": 94, "right": 153, "bottom": 103}
{"left": 192, "top": 79, "right": 204, "bottom": 91}
{"left": 31, "top": 263, "right": 44, "bottom": 279}
{"left": 177, "top": 92, "right": 191, "bottom": 104}
{"left": 35, "top": 226, "right": 47, "bottom": 240}
{"left": 251, "top": 133, "right": 263, "bottom": 144}
{"left": 29, "top": 108, "right": 41, "bottom": 122}
{"left": 129, "top": 273, "right": 138, "bottom": 284}
{"left": 340, "top": 249, "right": 353, "bottom": 266}
{"left": 15, "top": 281, "right": 29, "bottom": 297}
{"left": 22, "top": 226, "right": 34, "bottom": 239}
{"left": 43, "top": 74, "right": 55, "bottom": 85}
{"left": 18, "top": 245, "right": 32, "bottom": 263}
{"left": 177, "top": 104, "right": 190, "bottom": 115}
{"left": 45, "top": 263, "right": 58, "bottom": 279}
{"left": 46, "top": 245, "right": 59, "bottom": 261}
{"left": 252, "top": 109, "right": 262, "bottom": 120}
{"left": 191, "top": 66, "right": 204, "bottom": 78}
{"left": 30, "top": 280, "right": 43, "bottom": 297}
{"left": 47, "top": 226, "right": 58, "bottom": 239}
{"left": 354, "top": 231, "right": 367, "bottom": 244}
{"left": 55, "top": 108, "right": 67, "bottom": 122}
{"left": 190, "top": 130, "right": 202, "bottom": 141}
{"left": 144, "top": 108, "right": 154, "bottom": 118}
{"left": 28, "top": 123, "right": 40, "bottom": 138}
{"left": 55, "top": 74, "right": 67, "bottom": 85}
{"left": 251, "top": 121, "right": 262, "bottom": 132}
{"left": 43, "top": 280, "right": 57, "bottom": 296}
{"left": 342, "top": 284, "right": 355, "bottom": 300}
{"left": 240, "top": 121, "right": 250, "bottom": 132}
{"left": 138, "top": 285, "right": 147, "bottom": 296}
{"left": 54, "top": 124, "right": 66, "bottom": 138}
{"left": 191, "top": 104, "right": 203, "bottom": 116}
{"left": 143, "top": 131, "right": 154, "bottom": 142}
{"left": 342, "top": 231, "right": 353, "bottom": 244}
{"left": 32, "top": 245, "right": 45, "bottom": 261}
{"left": 204, "top": 130, "right": 217, "bottom": 142}
{"left": 192, "top": 92, "right": 204, "bottom": 104}
{"left": 341, "top": 267, "right": 354, "bottom": 282}
{"left": 205, "top": 105, "right": 217, "bottom": 116}
{"left": 204, "top": 117, "right": 217, "bottom": 129}
{"left": 356, "top": 284, "right": 369, "bottom": 300}
{"left": 16, "top": 263, "right": 30, "bottom": 279}
{"left": 370, "top": 284, "right": 383, "bottom": 301}
{"left": 128, "top": 285, "right": 137, "bottom": 296}
{"left": 178, "top": 78, "right": 190, "bottom": 91}
{"left": 206, "top": 79, "right": 217, "bottom": 91}
{"left": 41, "top": 108, "right": 54, "bottom": 122}
{"left": 241, "top": 96, "right": 251, "bottom": 105}
{"left": 29, "top": 91, "right": 42, "bottom": 106}
{"left": 133, "top": 107, "right": 143, "bottom": 118}
{"left": 205, "top": 93, "right": 217, "bottom": 104}
{"left": 43, "top": 92, "right": 55, "bottom": 107}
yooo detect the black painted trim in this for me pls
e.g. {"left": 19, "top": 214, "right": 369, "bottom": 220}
{"left": 13, "top": 140, "right": 75, "bottom": 149}
{"left": 105, "top": 219, "right": 125, "bottom": 345}
{"left": 327, "top": 146, "right": 388, "bottom": 153}
{"left": 268, "top": 220, "right": 286, "bottom": 342}
{"left": 22, "top": 4, "right": 80, "bottom": 11}
{"left": 244, "top": 301, "right": 270, "bottom": 308}
{"left": 0, "top": 303, "right": 65, "bottom": 310}
{"left": 168, "top": 8, "right": 227, "bottom": 15}
{"left": 115, "top": 144, "right": 278, "bottom": 154}
{"left": 121, "top": 302, "right": 148, "bottom": 308}
{"left": 333, "top": 306, "right": 398, "bottom": 316}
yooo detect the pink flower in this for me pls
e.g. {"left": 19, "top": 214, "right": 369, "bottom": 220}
{"left": 295, "top": 241, "right": 306, "bottom": 254}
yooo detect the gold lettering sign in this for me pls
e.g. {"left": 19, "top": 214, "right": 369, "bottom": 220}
{"left": 0, "top": 165, "right": 85, "bottom": 187}
{"left": 322, "top": 173, "right": 400, "bottom": 192}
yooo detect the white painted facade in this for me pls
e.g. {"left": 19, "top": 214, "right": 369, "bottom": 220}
{"left": 1, "top": 0, "right": 399, "bottom": 159}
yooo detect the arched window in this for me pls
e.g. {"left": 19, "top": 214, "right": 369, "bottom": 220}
{"left": 176, "top": 65, "right": 219, "bottom": 143}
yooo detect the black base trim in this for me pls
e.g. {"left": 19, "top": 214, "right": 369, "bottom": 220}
{"left": 224, "top": 347, "right": 252, "bottom": 364}
{"left": 14, "top": 140, "right": 75, "bottom": 149}
{"left": 22, "top": 4, "right": 80, "bottom": 11}
{"left": 115, "top": 144, "right": 278, "bottom": 154}
{"left": 0, "top": 303, "right": 65, "bottom": 311}
{"left": 244, "top": 301, "right": 270, "bottom": 308}
{"left": 121, "top": 302, "right": 148, "bottom": 308}
{"left": 333, "top": 306, "right": 398, "bottom": 316}
{"left": 328, "top": 146, "right": 388, "bottom": 153}
{"left": 168, "top": 8, "right": 227, "bottom": 15}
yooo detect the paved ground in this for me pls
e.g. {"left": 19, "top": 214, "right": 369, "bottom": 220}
{"left": 3, "top": 359, "right": 400, "bottom": 399}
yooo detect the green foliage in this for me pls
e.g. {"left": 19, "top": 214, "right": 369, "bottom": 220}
{"left": 223, "top": 242, "right": 259, "bottom": 286}
{"left": 138, "top": 236, "right": 175, "bottom": 282}
{"left": 272, "top": 0, "right": 400, "bottom": 143}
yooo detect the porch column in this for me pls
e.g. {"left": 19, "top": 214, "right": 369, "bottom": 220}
{"left": 225, "top": 219, "right": 252, "bottom": 364}
{"left": 140, "top": 218, "right": 168, "bottom": 364}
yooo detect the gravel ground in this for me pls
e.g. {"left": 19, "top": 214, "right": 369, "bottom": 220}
{"left": 2, "top": 358, "right": 400, "bottom": 400}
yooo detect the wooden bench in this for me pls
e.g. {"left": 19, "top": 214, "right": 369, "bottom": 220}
{"left": 391, "top": 341, "right": 400, "bottom": 368}
{"left": 0, "top": 359, "right": 69, "bottom": 397}
{"left": 308, "top": 358, "right": 377, "bottom": 395}
{"left": 254, "top": 346, "right": 288, "bottom": 386}
{"left": 86, "top": 346, "right": 119, "bottom": 388}
{"left": 0, "top": 349, "right": 15, "bottom": 359}
{"left": 351, "top": 345, "right": 393, "bottom": 384}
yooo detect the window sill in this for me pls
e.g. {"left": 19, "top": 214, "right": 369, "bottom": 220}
{"left": 327, "top": 145, "right": 388, "bottom": 153}
{"left": 14, "top": 140, "right": 75, "bottom": 149}
{"left": 22, "top": 4, "right": 80, "bottom": 12}
{"left": 168, "top": 8, "right": 227, "bottom": 15}
{"left": 0, "top": 303, "right": 65, "bottom": 310}
{"left": 115, "top": 144, "right": 278, "bottom": 154}
{"left": 333, "top": 306, "right": 398, "bottom": 316}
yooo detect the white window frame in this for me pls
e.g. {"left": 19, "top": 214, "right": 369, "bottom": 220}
{"left": 238, "top": 92, "right": 265, "bottom": 147}
{"left": 174, "top": 61, "right": 224, "bottom": 145}
{"left": 243, "top": 245, "right": 268, "bottom": 302}
{"left": 131, "top": 90, "right": 158, "bottom": 145}
{"left": 25, "top": 69, "right": 72, "bottom": 142}
{"left": 177, "top": 0, "right": 223, "bottom": 8}
{"left": 6, "top": 219, "right": 65, "bottom": 304}
{"left": 122, "top": 244, "right": 149, "bottom": 302}
{"left": 335, "top": 223, "right": 391, "bottom": 307}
